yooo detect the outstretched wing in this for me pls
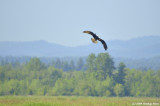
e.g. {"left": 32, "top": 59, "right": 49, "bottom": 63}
{"left": 83, "top": 31, "right": 99, "bottom": 39}
{"left": 83, "top": 30, "right": 108, "bottom": 51}
{"left": 98, "top": 38, "right": 108, "bottom": 50}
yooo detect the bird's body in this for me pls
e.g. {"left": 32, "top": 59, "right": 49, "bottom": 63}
{"left": 83, "top": 31, "right": 108, "bottom": 50}
{"left": 91, "top": 38, "right": 98, "bottom": 43}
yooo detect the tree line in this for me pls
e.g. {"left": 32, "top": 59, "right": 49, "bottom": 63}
{"left": 1, "top": 55, "right": 160, "bottom": 71}
{"left": 0, "top": 56, "right": 86, "bottom": 71}
{"left": 0, "top": 53, "right": 159, "bottom": 97}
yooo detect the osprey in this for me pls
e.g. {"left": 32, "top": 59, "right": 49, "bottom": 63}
{"left": 83, "top": 31, "right": 108, "bottom": 50}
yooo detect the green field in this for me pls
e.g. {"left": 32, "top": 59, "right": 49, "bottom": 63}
{"left": 0, "top": 96, "right": 159, "bottom": 106}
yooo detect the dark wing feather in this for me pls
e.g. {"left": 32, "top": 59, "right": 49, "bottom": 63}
{"left": 98, "top": 38, "right": 108, "bottom": 50}
{"left": 83, "top": 31, "right": 99, "bottom": 39}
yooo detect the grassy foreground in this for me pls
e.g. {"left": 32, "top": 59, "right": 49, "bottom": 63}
{"left": 0, "top": 96, "right": 159, "bottom": 106}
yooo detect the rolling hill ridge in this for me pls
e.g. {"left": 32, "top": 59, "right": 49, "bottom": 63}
{"left": 0, "top": 36, "right": 160, "bottom": 58}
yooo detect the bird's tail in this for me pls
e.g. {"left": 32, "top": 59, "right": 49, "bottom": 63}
{"left": 91, "top": 38, "right": 98, "bottom": 43}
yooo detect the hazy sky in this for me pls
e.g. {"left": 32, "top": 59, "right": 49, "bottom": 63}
{"left": 0, "top": 0, "right": 160, "bottom": 46}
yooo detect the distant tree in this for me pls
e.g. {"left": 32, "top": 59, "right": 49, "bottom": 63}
{"left": 62, "top": 61, "right": 70, "bottom": 71}
{"left": 48, "top": 66, "right": 63, "bottom": 86}
{"left": 138, "top": 70, "right": 160, "bottom": 97}
{"left": 114, "top": 83, "right": 124, "bottom": 96}
{"left": 69, "top": 60, "right": 75, "bottom": 70}
{"left": 154, "top": 70, "right": 160, "bottom": 97}
{"left": 26, "top": 58, "right": 45, "bottom": 71}
{"left": 76, "top": 57, "right": 84, "bottom": 71}
{"left": 86, "top": 53, "right": 96, "bottom": 72}
{"left": 55, "top": 58, "right": 62, "bottom": 69}
{"left": 124, "top": 69, "right": 142, "bottom": 96}
{"left": 53, "top": 78, "right": 75, "bottom": 96}
{"left": 0, "top": 67, "right": 5, "bottom": 81}
{"left": 95, "top": 53, "right": 115, "bottom": 80}
{"left": 116, "top": 62, "right": 126, "bottom": 85}
{"left": 95, "top": 76, "right": 113, "bottom": 96}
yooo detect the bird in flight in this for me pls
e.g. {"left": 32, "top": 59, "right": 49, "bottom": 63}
{"left": 83, "top": 31, "right": 108, "bottom": 50}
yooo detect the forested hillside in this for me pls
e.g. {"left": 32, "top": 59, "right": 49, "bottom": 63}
{"left": 0, "top": 53, "right": 159, "bottom": 97}
{"left": 0, "top": 36, "right": 160, "bottom": 58}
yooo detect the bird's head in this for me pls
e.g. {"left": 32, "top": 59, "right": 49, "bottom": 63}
{"left": 83, "top": 31, "right": 91, "bottom": 34}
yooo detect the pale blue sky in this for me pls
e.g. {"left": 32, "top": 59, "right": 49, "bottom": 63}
{"left": 0, "top": 0, "right": 160, "bottom": 47}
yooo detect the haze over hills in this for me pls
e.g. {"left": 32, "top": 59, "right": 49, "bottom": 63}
{"left": 0, "top": 35, "right": 160, "bottom": 58}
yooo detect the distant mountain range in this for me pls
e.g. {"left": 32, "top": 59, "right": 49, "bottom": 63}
{"left": 0, "top": 36, "right": 160, "bottom": 58}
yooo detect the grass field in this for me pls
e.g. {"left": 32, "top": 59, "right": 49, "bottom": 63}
{"left": 0, "top": 96, "right": 159, "bottom": 106}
